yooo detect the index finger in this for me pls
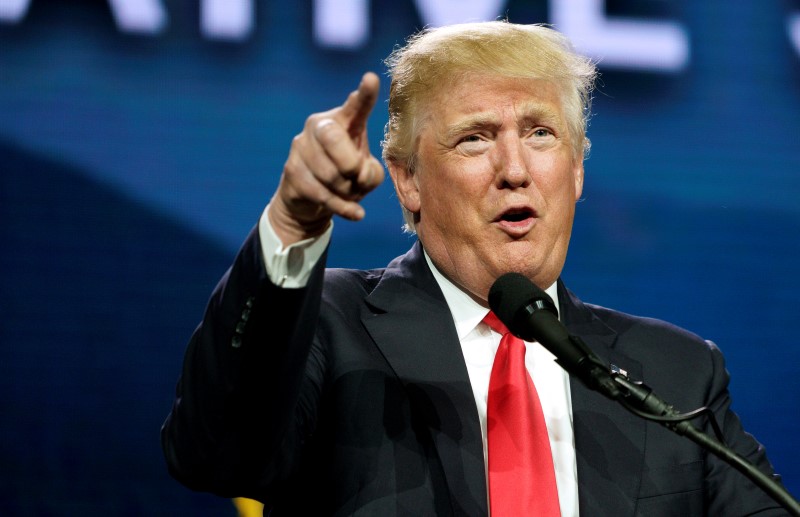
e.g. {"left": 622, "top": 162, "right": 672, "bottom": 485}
{"left": 339, "top": 72, "right": 380, "bottom": 138}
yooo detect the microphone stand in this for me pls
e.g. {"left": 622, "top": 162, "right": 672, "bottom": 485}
{"left": 570, "top": 346, "right": 800, "bottom": 516}
{"left": 488, "top": 272, "right": 799, "bottom": 513}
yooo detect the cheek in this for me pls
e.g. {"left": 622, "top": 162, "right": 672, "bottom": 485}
{"left": 420, "top": 161, "right": 488, "bottom": 210}
{"left": 533, "top": 155, "right": 579, "bottom": 196}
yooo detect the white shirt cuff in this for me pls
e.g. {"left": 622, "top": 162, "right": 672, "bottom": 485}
{"left": 258, "top": 204, "right": 332, "bottom": 288}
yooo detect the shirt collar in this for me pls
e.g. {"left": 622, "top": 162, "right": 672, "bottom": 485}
{"left": 423, "top": 250, "right": 561, "bottom": 339}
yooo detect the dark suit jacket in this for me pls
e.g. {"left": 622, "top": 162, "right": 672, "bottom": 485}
{"left": 162, "top": 228, "right": 786, "bottom": 516}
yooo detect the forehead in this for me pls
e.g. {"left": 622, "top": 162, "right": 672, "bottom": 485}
{"left": 426, "top": 73, "right": 565, "bottom": 127}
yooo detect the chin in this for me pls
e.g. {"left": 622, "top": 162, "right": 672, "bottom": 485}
{"left": 504, "top": 263, "right": 558, "bottom": 290}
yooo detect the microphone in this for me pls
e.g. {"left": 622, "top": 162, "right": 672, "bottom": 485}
{"left": 488, "top": 272, "right": 800, "bottom": 515}
{"left": 488, "top": 272, "right": 620, "bottom": 399}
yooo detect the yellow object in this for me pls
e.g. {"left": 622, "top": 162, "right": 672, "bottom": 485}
{"left": 232, "top": 497, "right": 264, "bottom": 517}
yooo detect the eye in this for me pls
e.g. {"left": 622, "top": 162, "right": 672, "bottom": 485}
{"left": 454, "top": 133, "right": 490, "bottom": 154}
{"left": 525, "top": 127, "right": 557, "bottom": 148}
{"left": 459, "top": 134, "right": 483, "bottom": 143}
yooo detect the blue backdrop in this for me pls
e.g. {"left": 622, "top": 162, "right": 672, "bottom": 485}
{"left": 1, "top": 1, "right": 799, "bottom": 514}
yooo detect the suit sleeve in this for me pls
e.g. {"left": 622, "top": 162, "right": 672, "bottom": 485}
{"left": 702, "top": 340, "right": 789, "bottom": 516}
{"left": 160, "top": 225, "right": 327, "bottom": 500}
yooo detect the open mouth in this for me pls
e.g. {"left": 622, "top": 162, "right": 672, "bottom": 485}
{"left": 497, "top": 207, "right": 536, "bottom": 223}
{"left": 493, "top": 206, "right": 537, "bottom": 236}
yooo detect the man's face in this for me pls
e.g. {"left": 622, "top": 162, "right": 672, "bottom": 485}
{"left": 389, "top": 73, "right": 584, "bottom": 301}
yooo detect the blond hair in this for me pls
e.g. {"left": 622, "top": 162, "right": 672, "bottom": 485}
{"left": 381, "top": 22, "right": 597, "bottom": 231}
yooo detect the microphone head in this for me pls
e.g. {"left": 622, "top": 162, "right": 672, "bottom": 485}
{"left": 488, "top": 273, "right": 557, "bottom": 335}
{"left": 490, "top": 273, "right": 610, "bottom": 391}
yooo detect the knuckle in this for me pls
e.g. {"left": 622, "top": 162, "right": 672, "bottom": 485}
{"left": 282, "top": 153, "right": 302, "bottom": 178}
{"left": 339, "top": 154, "right": 361, "bottom": 174}
{"left": 313, "top": 119, "right": 339, "bottom": 144}
{"left": 345, "top": 90, "right": 359, "bottom": 106}
{"left": 372, "top": 159, "right": 386, "bottom": 179}
{"left": 316, "top": 162, "right": 341, "bottom": 185}
{"left": 288, "top": 134, "right": 305, "bottom": 156}
{"left": 304, "top": 112, "right": 324, "bottom": 129}
{"left": 362, "top": 159, "right": 384, "bottom": 186}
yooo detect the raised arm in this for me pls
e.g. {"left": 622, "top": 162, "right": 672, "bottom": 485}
{"left": 161, "top": 73, "right": 384, "bottom": 500}
{"left": 268, "top": 72, "right": 384, "bottom": 246}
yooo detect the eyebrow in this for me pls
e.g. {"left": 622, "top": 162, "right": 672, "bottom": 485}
{"left": 443, "top": 102, "right": 564, "bottom": 141}
{"left": 516, "top": 102, "right": 563, "bottom": 129}
{"left": 444, "top": 113, "right": 502, "bottom": 141}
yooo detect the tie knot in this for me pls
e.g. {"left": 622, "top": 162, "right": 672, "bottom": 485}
{"left": 482, "top": 310, "right": 511, "bottom": 336}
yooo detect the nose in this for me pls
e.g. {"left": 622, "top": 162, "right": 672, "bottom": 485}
{"left": 494, "top": 134, "right": 532, "bottom": 189}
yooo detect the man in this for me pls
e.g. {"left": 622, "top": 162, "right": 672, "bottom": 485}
{"left": 162, "top": 22, "right": 786, "bottom": 515}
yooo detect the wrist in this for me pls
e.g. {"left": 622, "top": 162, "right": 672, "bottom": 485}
{"left": 267, "top": 198, "right": 332, "bottom": 247}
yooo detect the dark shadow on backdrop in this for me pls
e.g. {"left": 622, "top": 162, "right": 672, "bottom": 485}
{"left": 0, "top": 141, "right": 233, "bottom": 515}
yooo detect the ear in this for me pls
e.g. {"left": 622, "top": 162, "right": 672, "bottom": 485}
{"left": 573, "top": 157, "right": 584, "bottom": 201}
{"left": 387, "top": 159, "right": 421, "bottom": 213}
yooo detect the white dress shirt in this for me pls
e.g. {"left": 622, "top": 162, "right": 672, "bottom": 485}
{"left": 258, "top": 207, "right": 579, "bottom": 516}
{"left": 425, "top": 254, "right": 578, "bottom": 517}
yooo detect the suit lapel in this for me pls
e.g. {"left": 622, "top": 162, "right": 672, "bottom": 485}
{"left": 559, "top": 282, "right": 645, "bottom": 516}
{"left": 361, "top": 242, "right": 488, "bottom": 516}
{"left": 356, "top": 251, "right": 650, "bottom": 516}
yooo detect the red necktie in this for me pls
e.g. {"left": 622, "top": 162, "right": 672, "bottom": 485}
{"left": 484, "top": 311, "right": 561, "bottom": 516}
